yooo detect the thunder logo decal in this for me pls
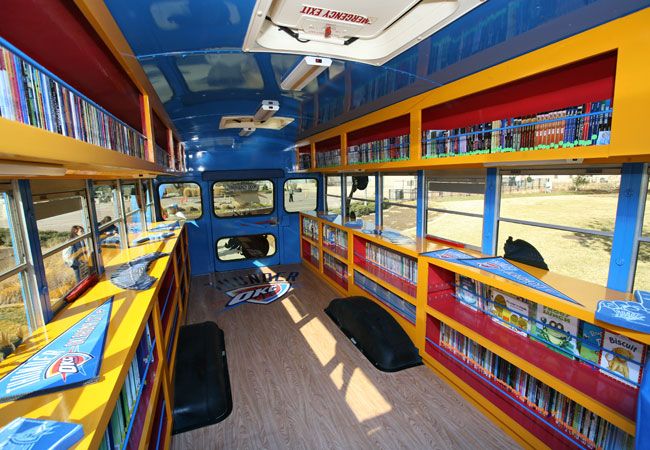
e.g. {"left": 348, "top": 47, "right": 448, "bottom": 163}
{"left": 45, "top": 353, "right": 93, "bottom": 381}
{"left": 225, "top": 282, "right": 291, "bottom": 307}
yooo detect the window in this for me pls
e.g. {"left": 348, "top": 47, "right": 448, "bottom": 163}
{"left": 159, "top": 182, "right": 202, "bottom": 220}
{"left": 0, "top": 183, "right": 35, "bottom": 357}
{"left": 498, "top": 172, "right": 620, "bottom": 285}
{"left": 325, "top": 176, "right": 342, "bottom": 215}
{"left": 284, "top": 178, "right": 317, "bottom": 213}
{"left": 143, "top": 180, "right": 155, "bottom": 224}
{"left": 634, "top": 179, "right": 650, "bottom": 291}
{"left": 217, "top": 234, "right": 276, "bottom": 261}
{"left": 213, "top": 180, "right": 274, "bottom": 218}
{"left": 121, "top": 182, "right": 144, "bottom": 245}
{"left": 426, "top": 175, "right": 485, "bottom": 248}
{"left": 32, "top": 180, "right": 95, "bottom": 311}
{"left": 345, "top": 175, "right": 376, "bottom": 224}
{"left": 93, "top": 182, "right": 123, "bottom": 264}
{"left": 382, "top": 174, "right": 418, "bottom": 238}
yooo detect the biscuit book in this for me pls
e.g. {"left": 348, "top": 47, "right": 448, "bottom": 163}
{"left": 598, "top": 331, "right": 646, "bottom": 386}
{"left": 533, "top": 305, "right": 579, "bottom": 358}
{"left": 455, "top": 274, "right": 481, "bottom": 311}
{"left": 578, "top": 322, "right": 603, "bottom": 365}
{"left": 488, "top": 288, "right": 533, "bottom": 336}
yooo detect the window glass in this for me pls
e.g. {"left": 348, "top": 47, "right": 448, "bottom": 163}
{"left": 121, "top": 183, "right": 141, "bottom": 215}
{"left": 284, "top": 179, "right": 317, "bottom": 213}
{"left": 383, "top": 174, "right": 417, "bottom": 238}
{"left": 94, "top": 183, "right": 122, "bottom": 264}
{"left": 635, "top": 242, "right": 650, "bottom": 291}
{"left": 500, "top": 174, "right": 620, "bottom": 232}
{"left": 159, "top": 183, "right": 202, "bottom": 220}
{"left": 142, "top": 180, "right": 155, "bottom": 224}
{"left": 345, "top": 175, "right": 376, "bottom": 224}
{"left": 0, "top": 273, "right": 30, "bottom": 354}
{"left": 497, "top": 221, "right": 612, "bottom": 285}
{"left": 33, "top": 188, "right": 95, "bottom": 310}
{"left": 326, "top": 176, "right": 341, "bottom": 215}
{"left": 0, "top": 192, "right": 24, "bottom": 272}
{"left": 643, "top": 180, "right": 650, "bottom": 237}
{"left": 217, "top": 234, "right": 276, "bottom": 261}
{"left": 213, "top": 180, "right": 274, "bottom": 217}
{"left": 427, "top": 176, "right": 485, "bottom": 248}
{"left": 177, "top": 54, "right": 263, "bottom": 92}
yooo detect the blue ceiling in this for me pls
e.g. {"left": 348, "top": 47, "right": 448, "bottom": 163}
{"left": 104, "top": 0, "right": 649, "bottom": 160}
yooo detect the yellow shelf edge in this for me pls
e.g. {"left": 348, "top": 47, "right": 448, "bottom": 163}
{"left": 300, "top": 234, "right": 320, "bottom": 247}
{"left": 425, "top": 305, "right": 636, "bottom": 436}
{"left": 322, "top": 245, "right": 350, "bottom": 265}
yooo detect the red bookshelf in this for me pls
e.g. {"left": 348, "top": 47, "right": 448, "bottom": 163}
{"left": 296, "top": 144, "right": 312, "bottom": 170}
{"left": 314, "top": 136, "right": 342, "bottom": 168}
{"left": 323, "top": 252, "right": 348, "bottom": 290}
{"left": 353, "top": 236, "right": 417, "bottom": 298}
{"left": 301, "top": 239, "right": 319, "bottom": 269}
{"left": 347, "top": 114, "right": 410, "bottom": 165}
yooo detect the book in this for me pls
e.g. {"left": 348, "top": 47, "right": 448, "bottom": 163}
{"left": 0, "top": 417, "right": 83, "bottom": 449}
{"left": 578, "top": 322, "right": 603, "bottom": 365}
{"left": 455, "top": 274, "right": 481, "bottom": 311}
{"left": 488, "top": 288, "right": 533, "bottom": 336}
{"left": 533, "top": 305, "right": 579, "bottom": 358}
{"left": 599, "top": 331, "right": 646, "bottom": 386}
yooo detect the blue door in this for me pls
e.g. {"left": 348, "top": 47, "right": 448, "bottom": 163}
{"left": 209, "top": 172, "right": 282, "bottom": 271}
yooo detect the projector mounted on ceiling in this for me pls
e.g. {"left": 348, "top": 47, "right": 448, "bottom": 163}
{"left": 243, "top": 0, "right": 485, "bottom": 65}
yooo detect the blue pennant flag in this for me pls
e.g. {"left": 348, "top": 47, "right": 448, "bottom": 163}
{"left": 458, "top": 257, "right": 580, "bottom": 305}
{"left": 0, "top": 417, "right": 83, "bottom": 449}
{"left": 0, "top": 297, "right": 113, "bottom": 402}
{"left": 596, "top": 290, "right": 650, "bottom": 334}
{"left": 150, "top": 221, "right": 180, "bottom": 232}
{"left": 423, "top": 248, "right": 474, "bottom": 260}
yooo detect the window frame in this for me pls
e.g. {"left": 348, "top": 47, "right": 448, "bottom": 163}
{"left": 283, "top": 178, "right": 319, "bottom": 214}
{"left": 215, "top": 233, "right": 278, "bottom": 262}
{"left": 158, "top": 181, "right": 203, "bottom": 221}
{"left": 211, "top": 179, "right": 276, "bottom": 219}
{"left": 425, "top": 174, "right": 486, "bottom": 250}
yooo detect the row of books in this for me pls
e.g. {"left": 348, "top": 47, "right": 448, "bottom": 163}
{"left": 310, "top": 244, "right": 320, "bottom": 264}
{"left": 0, "top": 45, "right": 146, "bottom": 159}
{"left": 323, "top": 252, "right": 348, "bottom": 281}
{"left": 99, "top": 323, "right": 155, "bottom": 450}
{"left": 302, "top": 216, "right": 319, "bottom": 241}
{"left": 422, "top": 100, "right": 612, "bottom": 158}
{"left": 347, "top": 134, "right": 410, "bottom": 164}
{"left": 315, "top": 148, "right": 341, "bottom": 168}
{"left": 364, "top": 241, "right": 417, "bottom": 284}
{"left": 438, "top": 323, "right": 633, "bottom": 450}
{"left": 323, "top": 224, "right": 348, "bottom": 257}
{"left": 354, "top": 271, "right": 416, "bottom": 324}
{"left": 297, "top": 152, "right": 311, "bottom": 170}
{"left": 455, "top": 275, "right": 646, "bottom": 387}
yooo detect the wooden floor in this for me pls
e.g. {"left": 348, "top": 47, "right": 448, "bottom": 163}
{"left": 171, "top": 264, "right": 520, "bottom": 450}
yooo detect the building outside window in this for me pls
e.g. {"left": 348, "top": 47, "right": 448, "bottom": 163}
{"left": 213, "top": 180, "right": 273, "bottom": 218}
{"left": 159, "top": 182, "right": 202, "bottom": 220}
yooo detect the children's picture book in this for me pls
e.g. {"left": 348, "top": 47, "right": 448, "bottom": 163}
{"left": 533, "top": 305, "right": 579, "bottom": 358}
{"left": 455, "top": 274, "right": 481, "bottom": 311}
{"left": 488, "top": 288, "right": 533, "bottom": 336}
{"left": 0, "top": 417, "right": 83, "bottom": 449}
{"left": 578, "top": 322, "right": 603, "bottom": 365}
{"left": 598, "top": 331, "right": 646, "bottom": 387}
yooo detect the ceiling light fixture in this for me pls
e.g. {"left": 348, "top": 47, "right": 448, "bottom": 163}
{"left": 239, "top": 127, "right": 256, "bottom": 137}
{"left": 280, "top": 56, "right": 331, "bottom": 91}
{"left": 254, "top": 100, "right": 280, "bottom": 122}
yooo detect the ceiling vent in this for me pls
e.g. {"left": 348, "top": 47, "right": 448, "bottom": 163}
{"left": 219, "top": 116, "right": 294, "bottom": 131}
{"left": 243, "top": 0, "right": 485, "bottom": 65}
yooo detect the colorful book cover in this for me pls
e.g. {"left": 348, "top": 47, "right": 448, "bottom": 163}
{"left": 533, "top": 305, "right": 579, "bottom": 358}
{"left": 578, "top": 322, "right": 603, "bottom": 365}
{"left": 598, "top": 331, "right": 646, "bottom": 387}
{"left": 488, "top": 288, "right": 533, "bottom": 336}
{"left": 455, "top": 274, "right": 481, "bottom": 311}
{"left": 0, "top": 417, "right": 83, "bottom": 449}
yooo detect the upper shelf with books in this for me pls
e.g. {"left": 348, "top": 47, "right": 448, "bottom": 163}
{"left": 298, "top": 10, "right": 650, "bottom": 172}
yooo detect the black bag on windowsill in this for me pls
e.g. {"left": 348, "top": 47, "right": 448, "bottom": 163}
{"left": 503, "top": 236, "right": 549, "bottom": 270}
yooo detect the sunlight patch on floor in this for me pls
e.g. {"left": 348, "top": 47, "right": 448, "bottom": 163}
{"left": 329, "top": 362, "right": 344, "bottom": 390}
{"left": 281, "top": 295, "right": 308, "bottom": 323}
{"left": 345, "top": 368, "right": 392, "bottom": 422}
{"left": 299, "top": 317, "right": 337, "bottom": 366}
